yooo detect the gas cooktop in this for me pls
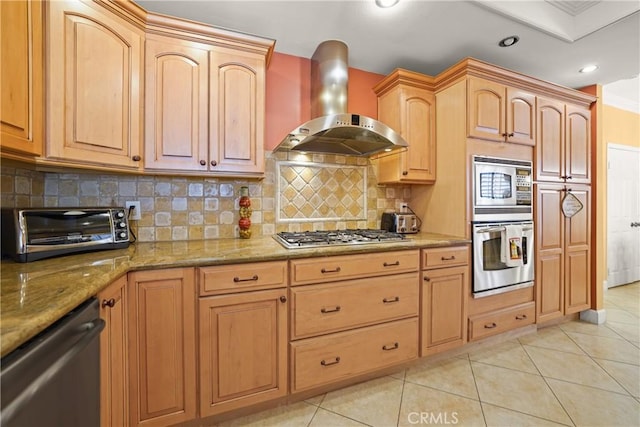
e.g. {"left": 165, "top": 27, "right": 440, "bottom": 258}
{"left": 274, "top": 229, "right": 406, "bottom": 249}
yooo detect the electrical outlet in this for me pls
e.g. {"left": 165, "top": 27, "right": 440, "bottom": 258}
{"left": 125, "top": 201, "right": 141, "bottom": 220}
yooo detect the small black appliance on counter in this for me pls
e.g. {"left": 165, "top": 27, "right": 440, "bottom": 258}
{"left": 1, "top": 207, "right": 131, "bottom": 262}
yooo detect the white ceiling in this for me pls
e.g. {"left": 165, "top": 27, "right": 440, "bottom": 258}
{"left": 136, "top": 0, "right": 640, "bottom": 101}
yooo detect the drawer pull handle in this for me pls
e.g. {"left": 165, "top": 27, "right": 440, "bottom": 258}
{"left": 423, "top": 276, "right": 431, "bottom": 282}
{"left": 484, "top": 322, "right": 497, "bottom": 329}
{"left": 515, "top": 314, "right": 527, "bottom": 320}
{"left": 441, "top": 255, "right": 456, "bottom": 261}
{"left": 321, "top": 357, "right": 341, "bottom": 366}
{"left": 382, "top": 342, "right": 399, "bottom": 351}
{"left": 383, "top": 261, "right": 400, "bottom": 267}
{"left": 383, "top": 296, "right": 400, "bottom": 303}
{"left": 321, "top": 306, "right": 341, "bottom": 314}
{"left": 321, "top": 267, "right": 341, "bottom": 274}
{"left": 233, "top": 274, "right": 259, "bottom": 283}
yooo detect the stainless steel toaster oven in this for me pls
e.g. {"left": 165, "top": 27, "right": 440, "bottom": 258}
{"left": 1, "top": 207, "right": 131, "bottom": 262}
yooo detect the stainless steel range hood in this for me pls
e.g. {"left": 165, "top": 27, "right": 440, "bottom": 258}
{"left": 275, "top": 40, "right": 408, "bottom": 157}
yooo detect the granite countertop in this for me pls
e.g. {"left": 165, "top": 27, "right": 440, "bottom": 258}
{"left": 0, "top": 232, "right": 469, "bottom": 357}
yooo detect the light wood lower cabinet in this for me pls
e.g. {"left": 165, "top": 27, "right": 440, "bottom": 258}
{"left": 468, "top": 302, "right": 535, "bottom": 341}
{"left": 99, "top": 275, "right": 128, "bottom": 427}
{"left": 127, "top": 268, "right": 197, "bottom": 427}
{"left": 289, "top": 250, "right": 420, "bottom": 393}
{"left": 291, "top": 318, "right": 418, "bottom": 392}
{"left": 290, "top": 272, "right": 419, "bottom": 339}
{"left": 199, "top": 288, "right": 288, "bottom": 417}
{"left": 420, "top": 246, "right": 469, "bottom": 356}
{"left": 536, "top": 184, "right": 591, "bottom": 323}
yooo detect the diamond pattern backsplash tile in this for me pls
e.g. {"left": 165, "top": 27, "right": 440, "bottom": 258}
{"left": 277, "top": 161, "right": 367, "bottom": 222}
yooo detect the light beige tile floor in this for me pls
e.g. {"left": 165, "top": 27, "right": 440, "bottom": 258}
{"left": 217, "top": 282, "right": 640, "bottom": 426}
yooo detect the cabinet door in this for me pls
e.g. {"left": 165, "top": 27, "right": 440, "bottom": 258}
{"left": 421, "top": 266, "right": 467, "bottom": 356}
{"left": 0, "top": 0, "right": 43, "bottom": 156}
{"left": 535, "top": 184, "right": 565, "bottom": 323}
{"left": 128, "top": 268, "right": 196, "bottom": 427}
{"left": 467, "top": 77, "right": 505, "bottom": 142}
{"left": 209, "top": 48, "right": 266, "bottom": 175}
{"left": 46, "top": 0, "right": 142, "bottom": 169}
{"left": 199, "top": 289, "right": 288, "bottom": 417}
{"left": 99, "top": 275, "right": 128, "bottom": 427}
{"left": 565, "top": 186, "right": 591, "bottom": 314}
{"left": 506, "top": 87, "right": 535, "bottom": 146}
{"left": 535, "top": 97, "right": 565, "bottom": 182}
{"left": 565, "top": 105, "right": 591, "bottom": 184}
{"left": 144, "top": 36, "right": 209, "bottom": 172}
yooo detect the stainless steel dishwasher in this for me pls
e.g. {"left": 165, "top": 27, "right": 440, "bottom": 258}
{"left": 1, "top": 297, "right": 105, "bottom": 427}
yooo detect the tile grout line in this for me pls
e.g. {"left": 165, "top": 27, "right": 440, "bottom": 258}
{"left": 395, "top": 372, "right": 407, "bottom": 427}
{"left": 517, "top": 341, "right": 577, "bottom": 426}
{"left": 467, "top": 357, "right": 489, "bottom": 427}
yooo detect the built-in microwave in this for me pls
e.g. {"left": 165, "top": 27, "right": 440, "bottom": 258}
{"left": 473, "top": 156, "right": 532, "bottom": 221}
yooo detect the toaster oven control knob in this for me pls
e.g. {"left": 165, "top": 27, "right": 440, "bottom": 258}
{"left": 118, "top": 222, "right": 127, "bottom": 228}
{"left": 119, "top": 232, "right": 128, "bottom": 239}
{"left": 115, "top": 211, "right": 125, "bottom": 219}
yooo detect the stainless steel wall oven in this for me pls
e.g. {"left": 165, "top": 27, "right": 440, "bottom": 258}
{"left": 472, "top": 221, "right": 534, "bottom": 297}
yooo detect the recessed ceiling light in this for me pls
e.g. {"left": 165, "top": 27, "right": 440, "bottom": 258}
{"left": 498, "top": 35, "right": 520, "bottom": 47}
{"left": 579, "top": 65, "right": 599, "bottom": 73}
{"left": 375, "top": 0, "right": 399, "bottom": 8}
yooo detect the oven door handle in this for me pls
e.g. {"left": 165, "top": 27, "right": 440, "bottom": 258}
{"left": 1, "top": 318, "right": 105, "bottom": 425}
{"left": 476, "top": 225, "right": 533, "bottom": 234}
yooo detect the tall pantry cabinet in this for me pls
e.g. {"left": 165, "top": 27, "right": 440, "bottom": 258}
{"left": 535, "top": 97, "right": 592, "bottom": 323}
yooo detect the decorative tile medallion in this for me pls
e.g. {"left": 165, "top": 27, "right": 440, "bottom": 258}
{"left": 276, "top": 161, "right": 367, "bottom": 223}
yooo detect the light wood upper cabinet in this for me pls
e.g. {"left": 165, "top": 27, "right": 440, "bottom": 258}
{"left": 565, "top": 105, "right": 591, "bottom": 184}
{"left": 535, "top": 98, "right": 591, "bottom": 184}
{"left": 210, "top": 48, "right": 266, "bottom": 175}
{"left": 374, "top": 69, "right": 436, "bottom": 184}
{"left": 144, "top": 35, "right": 269, "bottom": 176}
{"left": 0, "top": 0, "right": 44, "bottom": 157}
{"left": 99, "top": 275, "right": 129, "bottom": 427}
{"left": 467, "top": 77, "right": 535, "bottom": 146}
{"left": 46, "top": 0, "right": 143, "bottom": 170}
{"left": 128, "top": 268, "right": 197, "bottom": 427}
{"left": 144, "top": 35, "right": 210, "bottom": 172}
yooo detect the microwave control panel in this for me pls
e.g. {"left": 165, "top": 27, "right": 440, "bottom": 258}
{"left": 515, "top": 168, "right": 532, "bottom": 206}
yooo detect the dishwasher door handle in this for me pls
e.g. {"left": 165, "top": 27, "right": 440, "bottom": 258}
{"left": 1, "top": 318, "right": 105, "bottom": 425}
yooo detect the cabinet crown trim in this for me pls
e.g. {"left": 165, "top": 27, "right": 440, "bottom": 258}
{"left": 435, "top": 57, "right": 596, "bottom": 107}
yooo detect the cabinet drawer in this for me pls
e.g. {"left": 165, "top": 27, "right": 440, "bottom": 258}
{"left": 198, "top": 261, "right": 287, "bottom": 296}
{"left": 422, "top": 246, "right": 469, "bottom": 269}
{"left": 290, "top": 272, "right": 419, "bottom": 339}
{"left": 468, "top": 302, "right": 535, "bottom": 341}
{"left": 290, "top": 250, "right": 419, "bottom": 286}
{"left": 291, "top": 318, "right": 418, "bottom": 392}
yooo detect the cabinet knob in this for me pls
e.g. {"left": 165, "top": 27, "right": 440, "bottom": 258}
{"left": 508, "top": 133, "right": 514, "bottom": 137}
{"left": 102, "top": 298, "right": 116, "bottom": 308}
{"left": 402, "top": 171, "right": 408, "bottom": 176}
{"left": 566, "top": 176, "right": 573, "bottom": 180}
{"left": 132, "top": 155, "right": 141, "bottom": 161}
{"left": 423, "top": 276, "right": 431, "bottom": 282}
{"left": 279, "top": 296, "right": 287, "bottom": 303}
{"left": 199, "top": 160, "right": 206, "bottom": 166}
{"left": 211, "top": 160, "right": 217, "bottom": 167}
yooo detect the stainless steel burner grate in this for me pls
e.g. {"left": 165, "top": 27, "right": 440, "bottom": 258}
{"left": 273, "top": 229, "right": 406, "bottom": 248}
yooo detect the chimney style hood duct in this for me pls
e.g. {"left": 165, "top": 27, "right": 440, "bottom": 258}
{"left": 275, "top": 40, "right": 408, "bottom": 157}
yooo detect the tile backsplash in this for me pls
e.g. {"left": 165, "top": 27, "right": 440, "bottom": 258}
{"left": 0, "top": 152, "right": 411, "bottom": 242}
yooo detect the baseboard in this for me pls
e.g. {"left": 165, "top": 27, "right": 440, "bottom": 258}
{"left": 580, "top": 309, "right": 607, "bottom": 324}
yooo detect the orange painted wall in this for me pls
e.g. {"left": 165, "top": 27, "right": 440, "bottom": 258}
{"left": 264, "top": 52, "right": 384, "bottom": 150}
